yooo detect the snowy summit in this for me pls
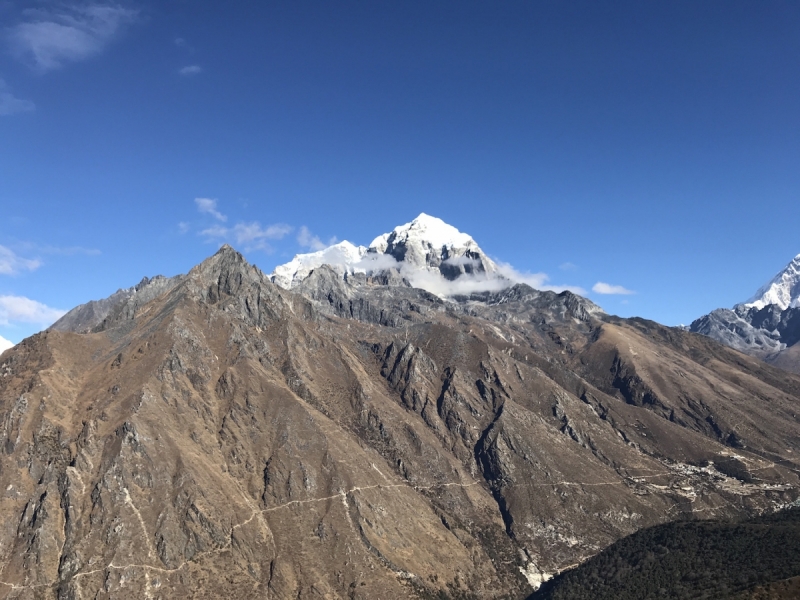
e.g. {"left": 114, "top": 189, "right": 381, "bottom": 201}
{"left": 741, "top": 253, "right": 800, "bottom": 311}
{"left": 270, "top": 213, "right": 504, "bottom": 296}
{"left": 270, "top": 241, "right": 368, "bottom": 290}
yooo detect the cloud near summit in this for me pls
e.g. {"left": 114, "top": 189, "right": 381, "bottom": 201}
{"left": 592, "top": 282, "right": 635, "bottom": 295}
{"left": 201, "top": 222, "right": 292, "bottom": 253}
{"left": 195, "top": 198, "right": 227, "bottom": 222}
{"left": 9, "top": 4, "right": 138, "bottom": 71}
{"left": 297, "top": 226, "right": 338, "bottom": 252}
{"left": 192, "top": 198, "right": 298, "bottom": 253}
{"left": 0, "top": 295, "right": 65, "bottom": 326}
{"left": 0, "top": 246, "right": 41, "bottom": 275}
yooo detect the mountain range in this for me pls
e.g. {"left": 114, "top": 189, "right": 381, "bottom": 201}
{"left": 0, "top": 215, "right": 798, "bottom": 599}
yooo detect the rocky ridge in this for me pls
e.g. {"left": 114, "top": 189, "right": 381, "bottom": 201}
{"left": 690, "top": 253, "right": 800, "bottom": 374}
{"left": 0, "top": 242, "right": 798, "bottom": 598}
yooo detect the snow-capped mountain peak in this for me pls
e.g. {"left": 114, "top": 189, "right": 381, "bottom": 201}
{"left": 270, "top": 240, "right": 367, "bottom": 290}
{"left": 270, "top": 214, "right": 503, "bottom": 295}
{"left": 367, "top": 213, "right": 497, "bottom": 276}
{"left": 369, "top": 213, "right": 476, "bottom": 253}
{"left": 741, "top": 253, "right": 800, "bottom": 311}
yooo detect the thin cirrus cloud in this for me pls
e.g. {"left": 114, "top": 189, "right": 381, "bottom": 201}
{"left": 592, "top": 282, "right": 636, "bottom": 295}
{"left": 8, "top": 4, "right": 138, "bottom": 71}
{"left": 297, "top": 226, "right": 337, "bottom": 252}
{"left": 0, "top": 245, "right": 41, "bottom": 275}
{"left": 194, "top": 197, "right": 292, "bottom": 252}
{"left": 179, "top": 65, "right": 202, "bottom": 76}
{"left": 201, "top": 222, "right": 293, "bottom": 253}
{"left": 495, "top": 261, "right": 586, "bottom": 295}
{"left": 195, "top": 198, "right": 227, "bottom": 222}
{"left": 0, "top": 79, "right": 34, "bottom": 116}
{"left": 0, "top": 295, "right": 66, "bottom": 326}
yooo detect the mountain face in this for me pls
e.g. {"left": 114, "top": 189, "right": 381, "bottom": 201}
{"left": 51, "top": 275, "right": 183, "bottom": 334}
{"left": 690, "top": 254, "right": 800, "bottom": 374}
{"left": 271, "top": 213, "right": 503, "bottom": 295}
{"left": 0, "top": 229, "right": 799, "bottom": 598}
{"left": 743, "top": 254, "right": 800, "bottom": 311}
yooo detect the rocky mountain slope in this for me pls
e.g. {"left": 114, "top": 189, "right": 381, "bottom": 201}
{"left": 531, "top": 506, "right": 800, "bottom": 600}
{"left": 690, "top": 254, "right": 800, "bottom": 374}
{"left": 0, "top": 233, "right": 799, "bottom": 598}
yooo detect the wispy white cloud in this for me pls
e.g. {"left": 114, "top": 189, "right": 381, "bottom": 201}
{"left": 232, "top": 222, "right": 293, "bottom": 248}
{"left": 195, "top": 198, "right": 227, "bottom": 222}
{"left": 9, "top": 4, "right": 138, "bottom": 71}
{"left": 559, "top": 262, "right": 578, "bottom": 271}
{"left": 297, "top": 226, "right": 337, "bottom": 252}
{"left": 592, "top": 281, "right": 635, "bottom": 295}
{"left": 174, "top": 37, "right": 195, "bottom": 52}
{"left": 442, "top": 255, "right": 481, "bottom": 268}
{"left": 0, "top": 295, "right": 65, "bottom": 326}
{"left": 200, "top": 224, "right": 228, "bottom": 238}
{"left": 201, "top": 221, "right": 293, "bottom": 253}
{"left": 496, "top": 262, "right": 586, "bottom": 295}
{"left": 0, "top": 79, "right": 34, "bottom": 116}
{"left": 353, "top": 253, "right": 400, "bottom": 272}
{"left": 0, "top": 245, "right": 41, "bottom": 275}
{"left": 0, "top": 334, "right": 13, "bottom": 353}
{"left": 178, "top": 221, "right": 190, "bottom": 234}
{"left": 179, "top": 65, "right": 202, "bottom": 76}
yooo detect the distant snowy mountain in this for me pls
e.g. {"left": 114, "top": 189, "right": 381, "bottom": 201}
{"left": 740, "top": 253, "right": 800, "bottom": 311}
{"left": 270, "top": 213, "right": 506, "bottom": 296}
{"left": 0, "top": 335, "right": 13, "bottom": 354}
{"left": 690, "top": 252, "right": 800, "bottom": 374}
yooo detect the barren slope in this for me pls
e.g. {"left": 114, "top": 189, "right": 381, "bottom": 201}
{"left": 0, "top": 247, "right": 799, "bottom": 599}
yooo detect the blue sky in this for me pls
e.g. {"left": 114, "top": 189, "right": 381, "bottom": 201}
{"left": 1, "top": 1, "right": 799, "bottom": 343}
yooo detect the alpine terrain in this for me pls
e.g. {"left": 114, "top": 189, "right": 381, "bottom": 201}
{"left": 690, "top": 253, "right": 800, "bottom": 374}
{"left": 0, "top": 214, "right": 799, "bottom": 599}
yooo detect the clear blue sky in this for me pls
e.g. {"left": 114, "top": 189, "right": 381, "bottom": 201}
{"left": 2, "top": 1, "right": 799, "bottom": 342}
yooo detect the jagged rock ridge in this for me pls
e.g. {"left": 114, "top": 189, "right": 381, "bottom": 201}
{"left": 690, "top": 252, "right": 800, "bottom": 374}
{"left": 0, "top": 245, "right": 798, "bottom": 599}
